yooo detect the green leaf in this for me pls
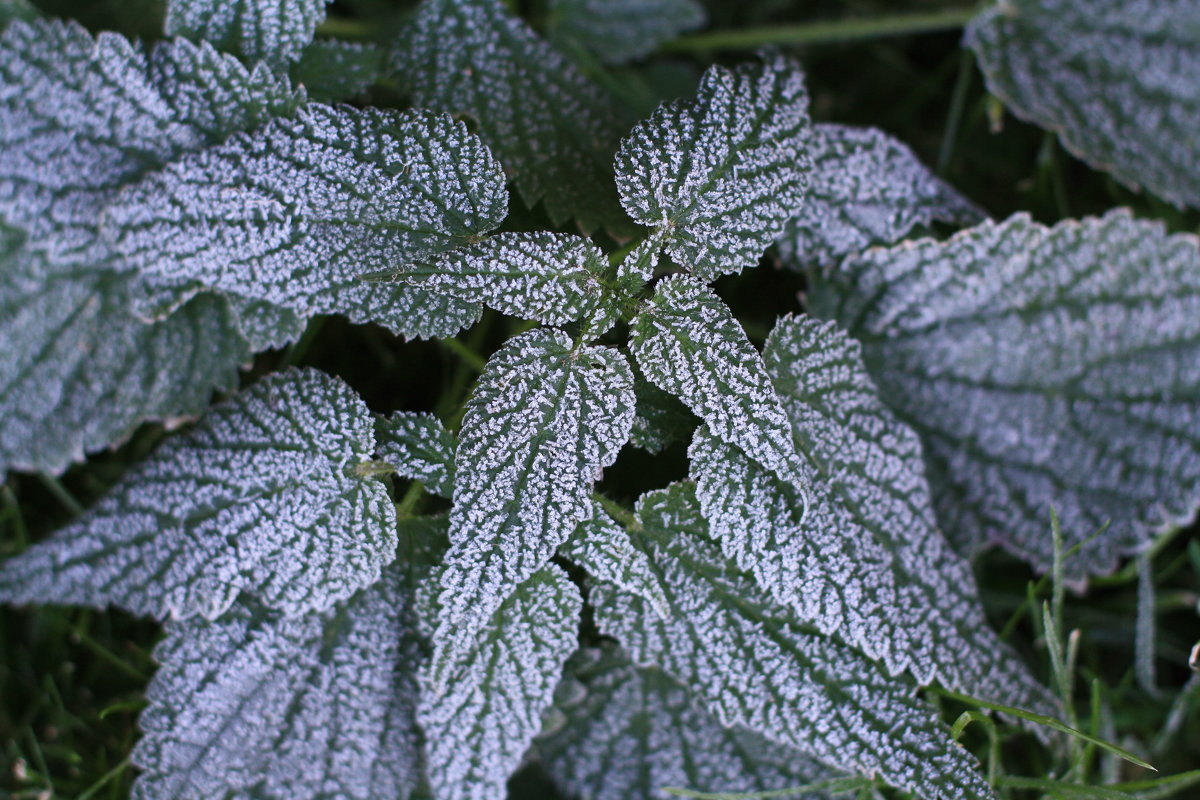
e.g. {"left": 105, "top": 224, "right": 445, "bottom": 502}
{"left": 546, "top": 0, "right": 706, "bottom": 65}
{"left": 390, "top": 0, "right": 630, "bottom": 233}
{"left": 0, "top": 369, "right": 396, "bottom": 619}
{"left": 290, "top": 38, "right": 383, "bottom": 103}
{"left": 558, "top": 501, "right": 670, "bottom": 619}
{"left": 592, "top": 483, "right": 998, "bottom": 800}
{"left": 966, "top": 0, "right": 1200, "bottom": 208}
{"left": 420, "top": 565, "right": 582, "bottom": 800}
{"left": 808, "top": 210, "right": 1200, "bottom": 578}
{"left": 629, "top": 370, "right": 698, "bottom": 454}
{"left": 132, "top": 560, "right": 423, "bottom": 800}
{"left": 777, "top": 123, "right": 982, "bottom": 270}
{"left": 689, "top": 315, "right": 1053, "bottom": 711}
{"left": 375, "top": 411, "right": 457, "bottom": 498}
{"left": 376, "top": 231, "right": 619, "bottom": 334}
{"left": 613, "top": 53, "right": 812, "bottom": 280}
{"left": 630, "top": 276, "right": 807, "bottom": 493}
{"left": 0, "top": 0, "right": 37, "bottom": 26}
{"left": 165, "top": 0, "right": 332, "bottom": 68}
{"left": 105, "top": 105, "right": 505, "bottom": 340}
{"left": 535, "top": 643, "right": 842, "bottom": 800}
{"left": 428, "top": 329, "right": 635, "bottom": 687}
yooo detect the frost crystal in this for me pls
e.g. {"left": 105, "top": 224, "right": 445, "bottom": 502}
{"left": 375, "top": 412, "right": 457, "bottom": 498}
{"left": 778, "top": 123, "right": 982, "bottom": 269}
{"left": 614, "top": 52, "right": 812, "bottom": 280}
{"left": 593, "top": 484, "right": 998, "bottom": 800}
{"left": 0, "top": 369, "right": 396, "bottom": 619}
{"left": 558, "top": 501, "right": 670, "bottom": 619}
{"left": 546, "top": 0, "right": 706, "bottom": 65}
{"left": 429, "top": 330, "right": 635, "bottom": 687}
{"left": 809, "top": 210, "right": 1200, "bottom": 578}
{"left": 166, "top": 0, "right": 332, "bottom": 68}
{"left": 420, "top": 565, "right": 581, "bottom": 800}
{"left": 391, "top": 0, "right": 629, "bottom": 232}
{"left": 967, "top": 0, "right": 1200, "bottom": 208}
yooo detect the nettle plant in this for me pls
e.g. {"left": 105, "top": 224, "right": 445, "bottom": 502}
{"left": 1, "top": 0, "right": 1198, "bottom": 798}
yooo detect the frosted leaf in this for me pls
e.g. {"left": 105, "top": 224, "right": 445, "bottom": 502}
{"left": 777, "top": 123, "right": 983, "bottom": 269}
{"left": 166, "top": 0, "right": 332, "bottom": 68}
{"left": 429, "top": 330, "right": 635, "bottom": 686}
{"left": 629, "top": 372, "right": 696, "bottom": 454}
{"left": 391, "top": 0, "right": 629, "bottom": 233}
{"left": 593, "top": 483, "right": 998, "bottom": 800}
{"left": 0, "top": 231, "right": 247, "bottom": 475}
{"left": 690, "top": 315, "right": 1052, "bottom": 712}
{"left": 0, "top": 369, "right": 396, "bottom": 619}
{"left": 106, "top": 105, "right": 504, "bottom": 339}
{"left": 630, "top": 276, "right": 806, "bottom": 490}
{"left": 967, "top": 0, "right": 1200, "bottom": 208}
{"left": 808, "top": 210, "right": 1200, "bottom": 578}
{"left": 420, "top": 565, "right": 581, "bottom": 800}
{"left": 375, "top": 411, "right": 457, "bottom": 498}
{"left": 377, "top": 232, "right": 619, "bottom": 334}
{"left": 536, "top": 643, "right": 842, "bottom": 800}
{"left": 615, "top": 234, "right": 665, "bottom": 292}
{"left": 291, "top": 39, "right": 382, "bottom": 103}
{"left": 546, "top": 0, "right": 706, "bottom": 65}
{"left": 558, "top": 501, "right": 670, "bottom": 619}
{"left": 614, "top": 52, "right": 812, "bottom": 281}
{"left": 132, "top": 563, "right": 423, "bottom": 800}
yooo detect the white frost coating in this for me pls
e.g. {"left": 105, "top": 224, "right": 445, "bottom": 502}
{"left": 383, "top": 231, "right": 619, "bottom": 334}
{"left": 133, "top": 568, "right": 422, "bottom": 800}
{"left": 392, "top": 0, "right": 628, "bottom": 232}
{"left": 558, "top": 501, "right": 670, "bottom": 619}
{"left": 614, "top": 52, "right": 812, "bottom": 281}
{"left": 536, "top": 643, "right": 841, "bottom": 800}
{"left": 0, "top": 232, "right": 248, "bottom": 475}
{"left": 429, "top": 330, "right": 635, "bottom": 687}
{"left": 167, "top": 0, "right": 331, "bottom": 68}
{"left": 809, "top": 210, "right": 1200, "bottom": 578}
{"left": 0, "top": 369, "right": 396, "bottom": 619}
{"left": 967, "top": 0, "right": 1200, "bottom": 208}
{"left": 420, "top": 565, "right": 581, "bottom": 800}
{"left": 375, "top": 411, "right": 457, "bottom": 498}
{"left": 547, "top": 0, "right": 706, "bottom": 65}
{"left": 778, "top": 123, "right": 982, "bottom": 269}
{"left": 631, "top": 276, "right": 807, "bottom": 495}
{"left": 106, "top": 105, "right": 504, "bottom": 339}
{"left": 593, "top": 483, "right": 998, "bottom": 800}
{"left": 691, "top": 315, "right": 1053, "bottom": 712}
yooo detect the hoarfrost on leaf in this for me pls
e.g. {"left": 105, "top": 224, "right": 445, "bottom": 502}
{"left": 614, "top": 52, "right": 812, "bottom": 281}
{"left": 429, "top": 330, "right": 635, "bottom": 687}
{"left": 808, "top": 210, "right": 1200, "bottom": 578}
{"left": 0, "top": 369, "right": 397, "bottom": 619}
{"left": 375, "top": 411, "right": 457, "bottom": 498}
{"left": 133, "top": 564, "right": 423, "bottom": 800}
{"left": 966, "top": 0, "right": 1200, "bottom": 208}
{"left": 592, "top": 483, "right": 998, "bottom": 800}
{"left": 558, "top": 502, "right": 670, "bottom": 619}
{"left": 536, "top": 642, "right": 843, "bottom": 800}
{"left": 391, "top": 0, "right": 630, "bottom": 233}
{"left": 166, "top": 0, "right": 332, "bottom": 68}
{"left": 420, "top": 565, "right": 582, "bottom": 800}
{"left": 546, "top": 0, "right": 706, "bottom": 65}
{"left": 777, "top": 123, "right": 982, "bottom": 269}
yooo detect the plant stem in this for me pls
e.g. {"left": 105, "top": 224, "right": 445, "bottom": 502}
{"left": 661, "top": 8, "right": 979, "bottom": 52}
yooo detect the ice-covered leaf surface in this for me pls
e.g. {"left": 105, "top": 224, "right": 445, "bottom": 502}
{"left": 376, "top": 412, "right": 456, "bottom": 498}
{"left": 631, "top": 276, "right": 805, "bottom": 490}
{"left": 547, "top": 0, "right": 705, "bottom": 65}
{"left": 107, "top": 105, "right": 504, "bottom": 339}
{"left": 967, "top": 0, "right": 1200, "bottom": 208}
{"left": 430, "top": 330, "right": 635, "bottom": 684}
{"left": 614, "top": 53, "right": 812, "bottom": 280}
{"left": 778, "top": 123, "right": 982, "bottom": 269}
{"left": 166, "top": 0, "right": 331, "bottom": 68}
{"left": 593, "top": 483, "right": 998, "bottom": 800}
{"left": 537, "top": 643, "right": 841, "bottom": 800}
{"left": 133, "top": 566, "right": 422, "bottom": 800}
{"left": 0, "top": 370, "right": 396, "bottom": 619}
{"left": 291, "top": 39, "right": 383, "bottom": 103}
{"left": 380, "top": 232, "right": 618, "bottom": 333}
{"left": 420, "top": 565, "right": 581, "bottom": 800}
{"left": 809, "top": 210, "right": 1200, "bottom": 577}
{"left": 691, "top": 315, "right": 1051, "bottom": 710}
{"left": 391, "top": 0, "right": 629, "bottom": 232}
{"left": 558, "top": 502, "right": 670, "bottom": 619}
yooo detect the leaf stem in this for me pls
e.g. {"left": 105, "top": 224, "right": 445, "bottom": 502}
{"left": 661, "top": 8, "right": 979, "bottom": 52}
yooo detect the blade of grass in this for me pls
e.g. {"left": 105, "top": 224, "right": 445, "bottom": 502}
{"left": 998, "top": 776, "right": 1136, "bottom": 799}
{"left": 662, "top": 776, "right": 874, "bottom": 799}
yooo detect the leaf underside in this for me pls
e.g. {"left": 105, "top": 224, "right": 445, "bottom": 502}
{"left": 546, "top": 0, "right": 706, "bottom": 65}
{"left": 166, "top": 0, "right": 332, "bottom": 68}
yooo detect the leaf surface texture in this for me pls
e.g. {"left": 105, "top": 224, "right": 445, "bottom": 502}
{"left": 166, "top": 0, "right": 331, "bottom": 67}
